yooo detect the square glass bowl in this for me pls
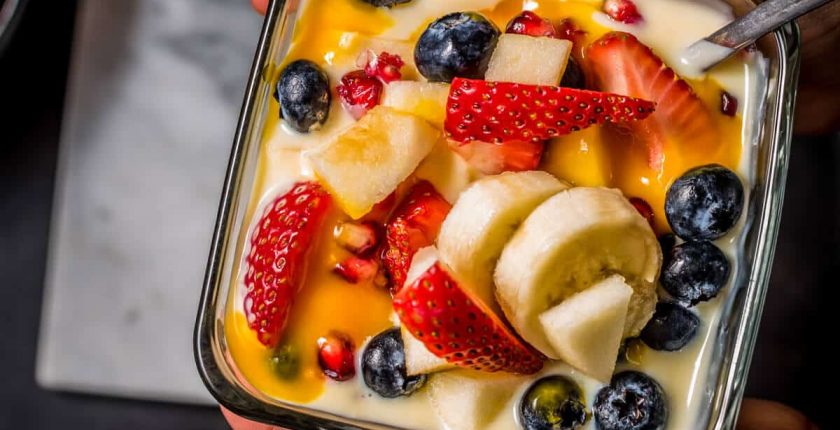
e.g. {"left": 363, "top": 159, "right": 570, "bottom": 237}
{"left": 194, "top": 0, "right": 800, "bottom": 428}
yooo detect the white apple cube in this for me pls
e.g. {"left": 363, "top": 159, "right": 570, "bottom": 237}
{"left": 402, "top": 327, "right": 454, "bottom": 375}
{"left": 485, "top": 33, "right": 572, "bottom": 85}
{"left": 539, "top": 275, "right": 633, "bottom": 382}
{"left": 382, "top": 81, "right": 450, "bottom": 128}
{"left": 428, "top": 369, "right": 524, "bottom": 430}
{"left": 305, "top": 106, "right": 438, "bottom": 219}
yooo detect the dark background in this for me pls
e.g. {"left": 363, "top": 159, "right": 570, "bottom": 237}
{"left": 0, "top": 1, "right": 834, "bottom": 429}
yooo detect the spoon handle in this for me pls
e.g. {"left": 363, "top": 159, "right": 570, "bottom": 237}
{"left": 707, "top": 0, "right": 833, "bottom": 50}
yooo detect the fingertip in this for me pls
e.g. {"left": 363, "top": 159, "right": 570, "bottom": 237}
{"left": 251, "top": 0, "right": 268, "bottom": 15}
{"left": 221, "top": 406, "right": 279, "bottom": 430}
{"left": 737, "top": 399, "right": 817, "bottom": 430}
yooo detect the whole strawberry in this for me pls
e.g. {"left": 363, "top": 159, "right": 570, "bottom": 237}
{"left": 244, "top": 182, "right": 332, "bottom": 347}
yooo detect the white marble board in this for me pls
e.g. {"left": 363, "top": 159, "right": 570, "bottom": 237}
{"left": 36, "top": 0, "right": 262, "bottom": 404}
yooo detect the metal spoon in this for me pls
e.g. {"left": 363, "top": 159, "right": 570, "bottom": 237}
{"left": 682, "top": 0, "right": 835, "bottom": 72}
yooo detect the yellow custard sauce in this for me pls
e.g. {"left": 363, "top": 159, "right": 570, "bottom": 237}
{"left": 224, "top": 0, "right": 764, "bottom": 428}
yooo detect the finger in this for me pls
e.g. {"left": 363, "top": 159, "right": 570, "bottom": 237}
{"left": 221, "top": 406, "right": 282, "bottom": 430}
{"left": 737, "top": 399, "right": 818, "bottom": 430}
{"left": 251, "top": 0, "right": 268, "bottom": 15}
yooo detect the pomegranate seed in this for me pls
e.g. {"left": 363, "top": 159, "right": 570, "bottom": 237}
{"left": 334, "top": 222, "right": 380, "bottom": 255}
{"left": 720, "top": 91, "right": 738, "bottom": 117}
{"left": 364, "top": 51, "right": 404, "bottom": 84}
{"left": 603, "top": 0, "right": 643, "bottom": 24}
{"left": 317, "top": 332, "right": 356, "bottom": 381}
{"left": 333, "top": 256, "right": 379, "bottom": 284}
{"left": 505, "top": 11, "right": 559, "bottom": 38}
{"left": 629, "top": 197, "right": 655, "bottom": 227}
{"left": 336, "top": 70, "right": 383, "bottom": 119}
{"left": 556, "top": 18, "right": 586, "bottom": 45}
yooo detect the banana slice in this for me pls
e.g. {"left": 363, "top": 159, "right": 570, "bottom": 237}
{"left": 437, "top": 171, "right": 570, "bottom": 309}
{"left": 494, "top": 187, "right": 661, "bottom": 358}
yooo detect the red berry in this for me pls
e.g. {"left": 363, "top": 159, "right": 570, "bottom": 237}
{"left": 603, "top": 0, "right": 643, "bottom": 24}
{"left": 447, "top": 138, "right": 544, "bottom": 175}
{"left": 720, "top": 91, "right": 738, "bottom": 117}
{"left": 382, "top": 182, "right": 451, "bottom": 292}
{"left": 505, "top": 11, "right": 558, "bottom": 38}
{"left": 556, "top": 18, "right": 586, "bottom": 45}
{"left": 587, "top": 32, "right": 719, "bottom": 170}
{"left": 244, "top": 182, "right": 332, "bottom": 347}
{"left": 629, "top": 197, "right": 655, "bottom": 227}
{"left": 336, "top": 70, "right": 383, "bottom": 119}
{"left": 333, "top": 256, "right": 379, "bottom": 284}
{"left": 393, "top": 258, "right": 544, "bottom": 374}
{"left": 317, "top": 332, "right": 356, "bottom": 381}
{"left": 364, "top": 51, "right": 405, "bottom": 83}
{"left": 445, "top": 77, "right": 655, "bottom": 144}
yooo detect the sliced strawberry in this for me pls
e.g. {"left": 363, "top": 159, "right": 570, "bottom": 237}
{"left": 244, "top": 182, "right": 332, "bottom": 347}
{"left": 505, "top": 11, "right": 558, "bottom": 38}
{"left": 448, "top": 138, "right": 544, "bottom": 175}
{"left": 586, "top": 32, "right": 719, "bottom": 169}
{"left": 333, "top": 256, "right": 379, "bottom": 284}
{"left": 336, "top": 70, "right": 383, "bottom": 120}
{"left": 603, "top": 0, "right": 643, "bottom": 24}
{"left": 445, "top": 78, "right": 655, "bottom": 144}
{"left": 382, "top": 181, "right": 451, "bottom": 292}
{"left": 363, "top": 51, "right": 405, "bottom": 84}
{"left": 393, "top": 259, "right": 544, "bottom": 374}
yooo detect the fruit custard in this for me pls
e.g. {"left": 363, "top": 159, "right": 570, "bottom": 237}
{"left": 225, "top": 0, "right": 765, "bottom": 428}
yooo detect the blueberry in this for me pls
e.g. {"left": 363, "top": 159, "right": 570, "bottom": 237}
{"left": 594, "top": 371, "right": 668, "bottom": 430}
{"left": 661, "top": 241, "right": 730, "bottom": 305}
{"left": 665, "top": 164, "right": 744, "bottom": 241}
{"left": 362, "top": 328, "right": 426, "bottom": 398}
{"left": 640, "top": 302, "right": 700, "bottom": 351}
{"left": 519, "top": 376, "right": 587, "bottom": 430}
{"left": 269, "top": 344, "right": 299, "bottom": 380}
{"left": 275, "top": 60, "right": 331, "bottom": 133}
{"left": 559, "top": 57, "right": 585, "bottom": 89}
{"left": 360, "top": 0, "right": 412, "bottom": 7}
{"left": 414, "top": 12, "right": 500, "bottom": 82}
{"left": 657, "top": 233, "right": 676, "bottom": 257}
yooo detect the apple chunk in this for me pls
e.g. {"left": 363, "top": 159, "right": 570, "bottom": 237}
{"left": 485, "top": 33, "right": 572, "bottom": 85}
{"left": 428, "top": 369, "right": 524, "bottom": 430}
{"left": 382, "top": 81, "right": 450, "bottom": 128}
{"left": 539, "top": 275, "right": 633, "bottom": 382}
{"left": 305, "top": 106, "right": 438, "bottom": 218}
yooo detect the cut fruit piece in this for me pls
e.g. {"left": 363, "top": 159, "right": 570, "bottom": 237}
{"left": 393, "top": 247, "right": 544, "bottom": 374}
{"left": 382, "top": 81, "right": 450, "bottom": 127}
{"left": 494, "top": 187, "right": 661, "bottom": 357}
{"left": 447, "top": 138, "right": 545, "bottom": 175}
{"left": 428, "top": 369, "right": 524, "bottom": 430}
{"left": 539, "top": 275, "right": 633, "bottom": 382}
{"left": 586, "top": 32, "right": 719, "bottom": 170}
{"left": 402, "top": 326, "right": 454, "bottom": 375}
{"left": 445, "top": 78, "right": 655, "bottom": 144}
{"left": 485, "top": 33, "right": 572, "bottom": 86}
{"left": 382, "top": 183, "right": 452, "bottom": 293}
{"left": 306, "top": 106, "right": 439, "bottom": 219}
{"left": 414, "top": 139, "right": 473, "bottom": 204}
{"left": 437, "top": 171, "right": 569, "bottom": 310}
